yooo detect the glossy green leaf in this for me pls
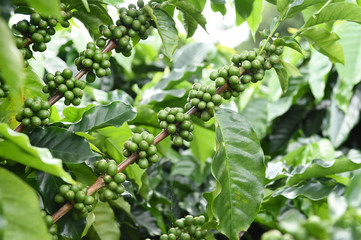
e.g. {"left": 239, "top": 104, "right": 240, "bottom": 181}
{"left": 24, "top": 0, "right": 61, "bottom": 19}
{"left": 28, "top": 126, "right": 96, "bottom": 163}
{"left": 0, "top": 168, "right": 51, "bottom": 240}
{"left": 273, "top": 36, "right": 302, "bottom": 54}
{"left": 301, "top": 27, "right": 344, "bottom": 64}
{"left": 308, "top": 50, "right": 332, "bottom": 101}
{"left": 304, "top": 2, "right": 361, "bottom": 28}
{"left": 326, "top": 85, "right": 361, "bottom": 148}
{"left": 272, "top": 179, "right": 344, "bottom": 201}
{"left": 144, "top": 6, "right": 178, "bottom": 60}
{"left": 286, "top": 157, "right": 361, "bottom": 186}
{"left": 175, "top": 0, "right": 207, "bottom": 38}
{"left": 281, "top": 59, "right": 301, "bottom": 77}
{"left": 81, "top": 0, "right": 90, "bottom": 12}
{"left": 345, "top": 171, "right": 361, "bottom": 208}
{"left": 0, "top": 18, "right": 24, "bottom": 113}
{"left": 0, "top": 124, "right": 74, "bottom": 183}
{"left": 187, "top": 0, "right": 207, "bottom": 11}
{"left": 72, "top": 3, "right": 113, "bottom": 38}
{"left": 334, "top": 22, "right": 361, "bottom": 112}
{"left": 274, "top": 65, "right": 289, "bottom": 94}
{"left": 61, "top": 104, "right": 95, "bottom": 123}
{"left": 210, "top": 108, "right": 265, "bottom": 239}
{"left": 92, "top": 202, "right": 120, "bottom": 240}
{"left": 281, "top": 139, "right": 335, "bottom": 166}
{"left": 69, "top": 102, "right": 137, "bottom": 132}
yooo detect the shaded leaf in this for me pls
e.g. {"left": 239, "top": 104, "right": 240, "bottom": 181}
{"left": 247, "top": 0, "right": 263, "bottom": 34}
{"left": 69, "top": 102, "right": 137, "bottom": 132}
{"left": 241, "top": 98, "right": 268, "bottom": 139}
{"left": 301, "top": 27, "right": 344, "bottom": 64}
{"left": 190, "top": 121, "right": 216, "bottom": 164}
{"left": 210, "top": 108, "right": 265, "bottom": 239}
{"left": 235, "top": 0, "right": 254, "bottom": 19}
{"left": 0, "top": 168, "right": 51, "bottom": 240}
{"left": 0, "top": 124, "right": 74, "bottom": 183}
{"left": 287, "top": 0, "right": 327, "bottom": 19}
{"left": 29, "top": 126, "right": 96, "bottom": 163}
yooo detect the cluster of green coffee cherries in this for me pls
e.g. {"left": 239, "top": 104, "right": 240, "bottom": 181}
{"left": 12, "top": 3, "right": 72, "bottom": 67}
{"left": 184, "top": 83, "right": 222, "bottom": 121}
{"left": 146, "top": 215, "right": 208, "bottom": 240}
{"left": 93, "top": 159, "right": 127, "bottom": 202}
{"left": 41, "top": 210, "right": 58, "bottom": 240}
{"left": 15, "top": 97, "right": 50, "bottom": 128}
{"left": 123, "top": 131, "right": 159, "bottom": 169}
{"left": 0, "top": 73, "right": 9, "bottom": 98}
{"left": 42, "top": 68, "right": 85, "bottom": 106}
{"left": 157, "top": 107, "right": 194, "bottom": 147}
{"left": 54, "top": 183, "right": 95, "bottom": 219}
{"left": 75, "top": 42, "right": 112, "bottom": 82}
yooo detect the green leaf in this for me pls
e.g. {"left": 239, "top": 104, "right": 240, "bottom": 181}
{"left": 277, "top": 0, "right": 291, "bottom": 19}
{"left": 92, "top": 202, "right": 120, "bottom": 240}
{"left": 81, "top": 0, "right": 90, "bottom": 12}
{"left": 92, "top": 124, "right": 133, "bottom": 163}
{"left": 188, "top": 0, "right": 207, "bottom": 11}
{"left": 0, "top": 168, "right": 52, "bottom": 240}
{"left": 345, "top": 171, "right": 361, "bottom": 208}
{"left": 301, "top": 27, "right": 344, "bottom": 64}
{"left": 1, "top": 67, "right": 45, "bottom": 128}
{"left": 304, "top": 2, "right": 361, "bottom": 28}
{"left": 247, "top": 0, "right": 263, "bottom": 34}
{"left": 69, "top": 102, "right": 137, "bottom": 132}
{"left": 234, "top": 0, "right": 254, "bottom": 20}
{"left": 241, "top": 98, "right": 268, "bottom": 139}
{"left": 273, "top": 36, "right": 302, "bottom": 54}
{"left": 72, "top": 3, "right": 113, "bottom": 38}
{"left": 272, "top": 179, "right": 344, "bottom": 201}
{"left": 144, "top": 6, "right": 178, "bottom": 60}
{"left": 190, "top": 121, "right": 216, "bottom": 164}
{"left": 281, "top": 59, "right": 301, "bottom": 77}
{"left": 210, "top": 1, "right": 226, "bottom": 15}
{"left": 286, "top": 157, "right": 361, "bottom": 186}
{"left": 24, "top": 0, "right": 61, "bottom": 19}
{"left": 0, "top": 124, "right": 74, "bottom": 183}
{"left": 0, "top": 18, "right": 24, "bottom": 112}
{"left": 210, "top": 109, "right": 265, "bottom": 239}
{"left": 287, "top": 0, "right": 327, "bottom": 19}
{"left": 61, "top": 104, "right": 95, "bottom": 123}
{"left": 274, "top": 65, "right": 289, "bottom": 94}
{"left": 28, "top": 126, "right": 96, "bottom": 163}
{"left": 326, "top": 85, "right": 361, "bottom": 148}
{"left": 308, "top": 50, "right": 332, "bottom": 101}
{"left": 175, "top": 0, "right": 207, "bottom": 38}
{"left": 334, "top": 22, "right": 361, "bottom": 112}
{"left": 281, "top": 139, "right": 335, "bottom": 166}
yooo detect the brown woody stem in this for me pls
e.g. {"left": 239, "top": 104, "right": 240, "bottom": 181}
{"left": 52, "top": 67, "right": 246, "bottom": 223}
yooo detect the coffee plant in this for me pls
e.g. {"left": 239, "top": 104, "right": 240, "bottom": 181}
{"left": 1, "top": 0, "right": 361, "bottom": 239}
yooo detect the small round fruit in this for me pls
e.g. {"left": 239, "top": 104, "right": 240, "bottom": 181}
{"left": 138, "top": 158, "right": 149, "bottom": 169}
{"left": 114, "top": 173, "right": 126, "bottom": 183}
{"left": 242, "top": 60, "right": 252, "bottom": 70}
